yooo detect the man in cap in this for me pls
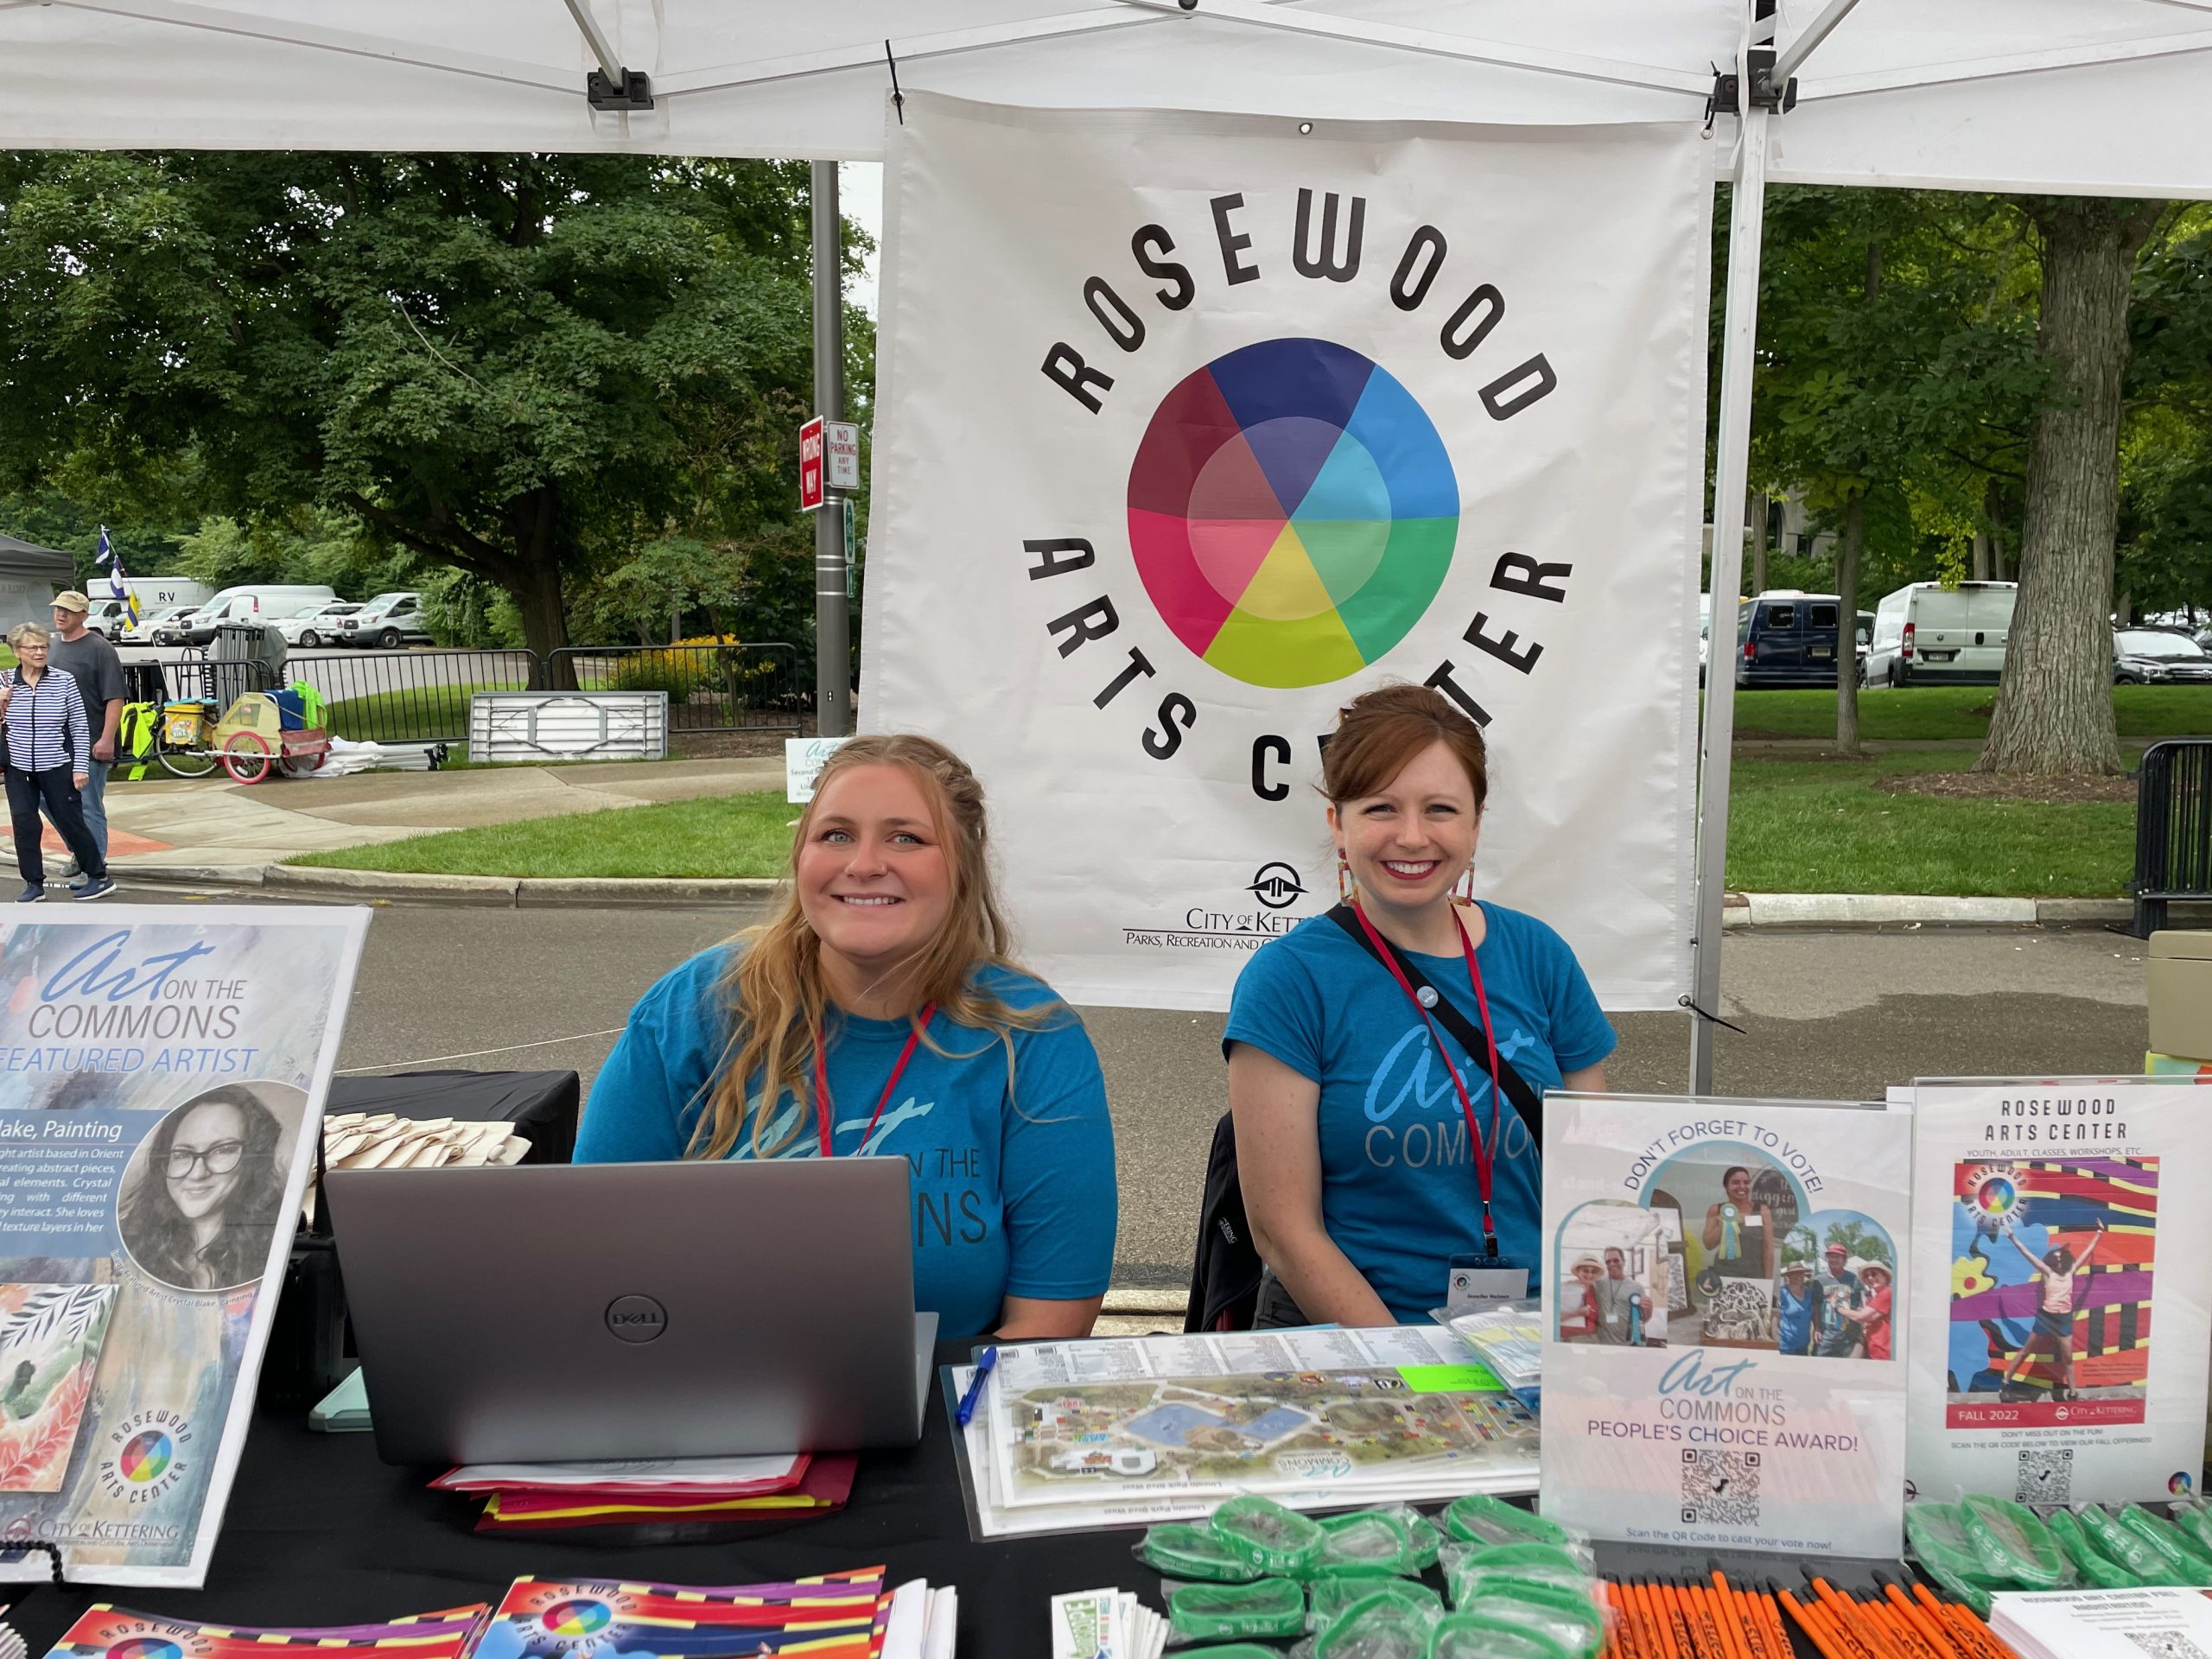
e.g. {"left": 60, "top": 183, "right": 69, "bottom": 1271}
{"left": 1775, "top": 1261, "right": 1815, "bottom": 1356}
{"left": 1814, "top": 1242, "right": 1865, "bottom": 1357}
{"left": 1592, "top": 1246, "right": 1649, "bottom": 1345}
{"left": 46, "top": 593, "right": 125, "bottom": 880}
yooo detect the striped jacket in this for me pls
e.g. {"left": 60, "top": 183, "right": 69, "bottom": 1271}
{"left": 2, "top": 665, "right": 90, "bottom": 772}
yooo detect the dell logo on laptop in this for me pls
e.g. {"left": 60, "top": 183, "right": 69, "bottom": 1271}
{"left": 605, "top": 1294, "right": 669, "bottom": 1342}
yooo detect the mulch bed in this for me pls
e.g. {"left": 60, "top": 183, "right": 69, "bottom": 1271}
{"left": 1873, "top": 770, "right": 2136, "bottom": 804}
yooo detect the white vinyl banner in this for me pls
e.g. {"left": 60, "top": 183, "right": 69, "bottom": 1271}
{"left": 863, "top": 93, "right": 1710, "bottom": 1010}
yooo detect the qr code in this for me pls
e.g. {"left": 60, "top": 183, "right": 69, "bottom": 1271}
{"left": 2126, "top": 1631, "right": 2212, "bottom": 1659}
{"left": 1680, "top": 1447, "right": 1761, "bottom": 1526}
{"left": 2016, "top": 1447, "right": 2074, "bottom": 1505}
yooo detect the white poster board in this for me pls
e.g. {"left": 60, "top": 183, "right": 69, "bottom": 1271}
{"left": 1906, "top": 1077, "right": 2212, "bottom": 1508}
{"left": 1541, "top": 1093, "right": 1910, "bottom": 1560}
{"left": 863, "top": 92, "right": 1709, "bottom": 1012}
{"left": 0, "top": 906, "right": 370, "bottom": 1586}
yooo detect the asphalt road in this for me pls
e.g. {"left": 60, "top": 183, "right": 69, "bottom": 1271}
{"left": 133, "top": 889, "right": 2154, "bottom": 1303}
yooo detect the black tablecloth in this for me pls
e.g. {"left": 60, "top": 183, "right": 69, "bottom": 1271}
{"left": 325, "top": 1071, "right": 580, "bottom": 1165}
{"left": 9, "top": 1343, "right": 1874, "bottom": 1659}
{"left": 9, "top": 1344, "right": 1167, "bottom": 1659}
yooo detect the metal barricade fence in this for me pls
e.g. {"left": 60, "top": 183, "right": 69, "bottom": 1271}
{"left": 2127, "top": 738, "right": 2212, "bottom": 938}
{"left": 137, "top": 645, "right": 541, "bottom": 747}
{"left": 546, "top": 644, "right": 805, "bottom": 734}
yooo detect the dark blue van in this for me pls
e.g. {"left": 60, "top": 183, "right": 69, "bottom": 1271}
{"left": 1735, "top": 592, "right": 1849, "bottom": 689}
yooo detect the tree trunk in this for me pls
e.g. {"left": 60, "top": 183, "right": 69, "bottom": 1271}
{"left": 1972, "top": 531, "right": 1991, "bottom": 582}
{"left": 515, "top": 559, "right": 575, "bottom": 689}
{"left": 1750, "top": 496, "right": 1769, "bottom": 596}
{"left": 1836, "top": 493, "right": 1864, "bottom": 754}
{"left": 1976, "top": 200, "right": 2153, "bottom": 778}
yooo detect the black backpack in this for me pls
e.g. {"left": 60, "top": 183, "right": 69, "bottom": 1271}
{"left": 1183, "top": 905, "right": 1546, "bottom": 1333}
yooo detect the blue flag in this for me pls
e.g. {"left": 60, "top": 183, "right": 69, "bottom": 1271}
{"left": 96, "top": 525, "right": 138, "bottom": 626}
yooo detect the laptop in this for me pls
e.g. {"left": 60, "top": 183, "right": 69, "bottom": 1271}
{"left": 325, "top": 1158, "right": 938, "bottom": 1465}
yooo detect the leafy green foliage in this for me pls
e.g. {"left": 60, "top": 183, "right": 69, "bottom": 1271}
{"left": 0, "top": 151, "right": 845, "bottom": 664}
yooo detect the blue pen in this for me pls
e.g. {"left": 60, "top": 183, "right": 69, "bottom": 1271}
{"left": 954, "top": 1346, "right": 998, "bottom": 1428}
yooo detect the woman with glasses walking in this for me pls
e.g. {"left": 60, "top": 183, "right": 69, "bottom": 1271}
{"left": 0, "top": 622, "right": 114, "bottom": 902}
{"left": 118, "top": 1087, "right": 289, "bottom": 1292}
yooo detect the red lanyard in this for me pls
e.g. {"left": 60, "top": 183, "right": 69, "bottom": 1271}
{"left": 1350, "top": 900, "right": 1507, "bottom": 1254}
{"left": 811, "top": 1004, "right": 936, "bottom": 1158}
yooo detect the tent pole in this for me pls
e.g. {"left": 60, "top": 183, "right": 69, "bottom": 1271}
{"left": 812, "top": 160, "right": 853, "bottom": 740}
{"left": 1688, "top": 106, "right": 1770, "bottom": 1097}
{"left": 1769, "top": 0, "right": 1863, "bottom": 84}
{"left": 557, "top": 0, "right": 623, "bottom": 82}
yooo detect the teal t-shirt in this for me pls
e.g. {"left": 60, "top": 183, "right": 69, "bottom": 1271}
{"left": 576, "top": 947, "right": 1118, "bottom": 1339}
{"left": 1223, "top": 903, "right": 1615, "bottom": 1322}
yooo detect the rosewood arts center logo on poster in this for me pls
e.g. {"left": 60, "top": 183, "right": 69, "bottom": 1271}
{"left": 1020, "top": 188, "right": 1585, "bottom": 796}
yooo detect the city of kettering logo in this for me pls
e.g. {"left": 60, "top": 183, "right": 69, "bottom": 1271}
{"left": 1249, "top": 862, "right": 1306, "bottom": 909}
{"left": 1127, "top": 337, "right": 1459, "bottom": 690}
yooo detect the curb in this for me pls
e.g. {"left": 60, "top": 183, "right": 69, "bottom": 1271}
{"left": 1721, "top": 893, "right": 2133, "bottom": 928}
{"left": 114, "top": 861, "right": 2139, "bottom": 926}
{"left": 120, "top": 862, "right": 784, "bottom": 908}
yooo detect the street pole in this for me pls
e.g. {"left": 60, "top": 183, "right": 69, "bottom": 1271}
{"left": 811, "top": 159, "right": 852, "bottom": 737}
{"left": 1688, "top": 105, "right": 1770, "bottom": 1096}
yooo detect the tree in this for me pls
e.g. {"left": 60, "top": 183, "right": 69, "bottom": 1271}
{"left": 0, "top": 151, "right": 830, "bottom": 679}
{"left": 1978, "top": 200, "right": 2177, "bottom": 776}
{"left": 1821, "top": 1219, "right": 1893, "bottom": 1270}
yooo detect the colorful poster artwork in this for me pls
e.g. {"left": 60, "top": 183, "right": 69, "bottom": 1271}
{"left": 1907, "top": 1077, "right": 2212, "bottom": 1508}
{"left": 0, "top": 908, "right": 370, "bottom": 1586}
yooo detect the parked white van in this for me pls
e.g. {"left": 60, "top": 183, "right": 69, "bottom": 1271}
{"left": 175, "top": 584, "right": 339, "bottom": 647}
{"left": 1866, "top": 581, "right": 2018, "bottom": 688}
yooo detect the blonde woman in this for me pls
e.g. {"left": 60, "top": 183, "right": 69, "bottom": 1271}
{"left": 576, "top": 734, "right": 1116, "bottom": 1340}
{"left": 1, "top": 624, "right": 113, "bottom": 902}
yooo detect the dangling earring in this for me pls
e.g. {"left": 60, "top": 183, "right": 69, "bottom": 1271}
{"left": 1337, "top": 852, "right": 1353, "bottom": 903}
{"left": 1458, "top": 865, "right": 1476, "bottom": 905}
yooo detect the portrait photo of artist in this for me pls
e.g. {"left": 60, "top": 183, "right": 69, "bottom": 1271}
{"left": 117, "top": 1083, "right": 304, "bottom": 1293}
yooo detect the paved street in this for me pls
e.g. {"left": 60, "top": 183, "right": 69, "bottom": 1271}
{"left": 127, "top": 888, "right": 2150, "bottom": 1307}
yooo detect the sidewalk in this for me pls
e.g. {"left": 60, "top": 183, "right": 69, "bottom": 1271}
{"left": 90, "top": 757, "right": 787, "bottom": 880}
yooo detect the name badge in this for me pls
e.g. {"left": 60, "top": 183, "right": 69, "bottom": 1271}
{"left": 1446, "top": 1253, "right": 1529, "bottom": 1314}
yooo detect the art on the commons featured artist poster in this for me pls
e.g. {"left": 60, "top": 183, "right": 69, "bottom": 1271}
{"left": 1907, "top": 1077, "right": 2212, "bottom": 1509}
{"left": 863, "top": 92, "right": 1710, "bottom": 1013}
{"left": 1541, "top": 1094, "right": 1910, "bottom": 1561}
{"left": 0, "top": 907, "right": 369, "bottom": 1586}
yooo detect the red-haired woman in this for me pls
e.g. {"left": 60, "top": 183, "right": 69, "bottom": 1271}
{"left": 1225, "top": 683, "right": 1614, "bottom": 1327}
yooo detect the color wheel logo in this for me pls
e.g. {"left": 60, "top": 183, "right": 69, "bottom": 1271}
{"left": 1128, "top": 337, "right": 1459, "bottom": 690}
{"left": 541, "top": 1601, "right": 613, "bottom": 1638}
{"left": 105, "top": 1641, "right": 181, "bottom": 1659}
{"left": 118, "top": 1430, "right": 171, "bottom": 1483}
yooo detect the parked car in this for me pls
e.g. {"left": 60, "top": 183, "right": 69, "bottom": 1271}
{"left": 80, "top": 577, "right": 214, "bottom": 637}
{"left": 336, "top": 591, "right": 431, "bottom": 649}
{"left": 2114, "top": 627, "right": 2212, "bottom": 684}
{"left": 1735, "top": 591, "right": 1855, "bottom": 689}
{"left": 273, "top": 600, "right": 361, "bottom": 649}
{"left": 175, "top": 583, "right": 340, "bottom": 646}
{"left": 1865, "top": 581, "right": 2016, "bottom": 688}
{"left": 124, "top": 603, "right": 198, "bottom": 645}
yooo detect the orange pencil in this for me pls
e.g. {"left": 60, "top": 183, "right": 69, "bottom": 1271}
{"left": 1655, "top": 1580, "right": 1698, "bottom": 1659}
{"left": 1752, "top": 1580, "right": 1793, "bottom": 1659}
{"left": 1669, "top": 1579, "right": 1717, "bottom": 1659}
{"left": 1874, "top": 1576, "right": 1959, "bottom": 1659}
{"left": 1778, "top": 1583, "right": 1855, "bottom": 1659}
{"left": 1910, "top": 1582, "right": 2011, "bottom": 1659}
{"left": 1637, "top": 1579, "right": 1681, "bottom": 1659}
{"left": 1804, "top": 1576, "right": 1887, "bottom": 1659}
{"left": 1701, "top": 1574, "right": 1757, "bottom": 1659}
{"left": 1614, "top": 1582, "right": 1652, "bottom": 1659}
{"left": 1717, "top": 1571, "right": 1772, "bottom": 1659}
{"left": 1620, "top": 1580, "right": 1662, "bottom": 1659}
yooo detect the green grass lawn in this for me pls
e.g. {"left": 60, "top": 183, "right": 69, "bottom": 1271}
{"left": 1725, "top": 752, "right": 2135, "bottom": 896}
{"left": 1729, "top": 683, "right": 2212, "bottom": 741}
{"left": 294, "top": 761, "right": 2139, "bottom": 897}
{"left": 289, "top": 791, "right": 798, "bottom": 879}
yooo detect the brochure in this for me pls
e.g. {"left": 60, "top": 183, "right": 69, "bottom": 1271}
{"left": 472, "top": 1572, "right": 887, "bottom": 1659}
{"left": 954, "top": 1326, "right": 1539, "bottom": 1538}
{"left": 1539, "top": 1092, "right": 1911, "bottom": 1560}
{"left": 1990, "top": 1586, "right": 2212, "bottom": 1659}
{"left": 0, "top": 907, "right": 371, "bottom": 1586}
{"left": 42, "top": 1604, "right": 490, "bottom": 1659}
{"left": 1906, "top": 1076, "right": 2212, "bottom": 1507}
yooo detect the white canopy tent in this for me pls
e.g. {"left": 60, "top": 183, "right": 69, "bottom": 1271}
{"left": 9, "top": 0, "right": 2210, "bottom": 1086}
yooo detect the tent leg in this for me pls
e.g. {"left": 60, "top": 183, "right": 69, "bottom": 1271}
{"left": 813, "top": 160, "right": 853, "bottom": 739}
{"left": 1688, "top": 107, "right": 1770, "bottom": 1096}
